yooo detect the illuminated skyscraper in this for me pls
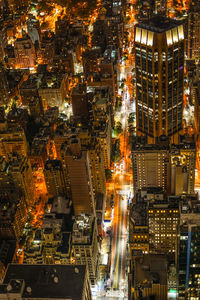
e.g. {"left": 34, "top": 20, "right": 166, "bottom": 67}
{"left": 177, "top": 197, "right": 200, "bottom": 299}
{"left": 134, "top": 16, "right": 184, "bottom": 143}
{"left": 187, "top": 0, "right": 200, "bottom": 60}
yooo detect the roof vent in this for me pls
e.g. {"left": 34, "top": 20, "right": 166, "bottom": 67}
{"left": 75, "top": 267, "right": 79, "bottom": 274}
{"left": 26, "top": 287, "right": 32, "bottom": 293}
{"left": 7, "top": 284, "right": 12, "bottom": 292}
{"left": 54, "top": 276, "right": 59, "bottom": 283}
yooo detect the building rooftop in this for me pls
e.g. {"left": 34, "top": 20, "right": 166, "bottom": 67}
{"left": 136, "top": 15, "right": 183, "bottom": 33}
{"left": 179, "top": 194, "right": 200, "bottom": 215}
{"left": 2, "top": 264, "right": 88, "bottom": 299}
{"left": 130, "top": 202, "right": 148, "bottom": 227}
{"left": 44, "top": 160, "right": 63, "bottom": 171}
{"left": 134, "top": 254, "right": 167, "bottom": 287}
{"left": 132, "top": 135, "right": 170, "bottom": 151}
{"left": 0, "top": 240, "right": 16, "bottom": 268}
{"left": 72, "top": 214, "right": 94, "bottom": 245}
{"left": 38, "top": 72, "right": 65, "bottom": 90}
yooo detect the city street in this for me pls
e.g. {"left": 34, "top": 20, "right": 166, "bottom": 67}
{"left": 97, "top": 68, "right": 134, "bottom": 299}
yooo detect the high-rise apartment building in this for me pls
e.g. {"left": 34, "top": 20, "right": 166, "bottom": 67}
{"left": 134, "top": 16, "right": 184, "bottom": 143}
{"left": 170, "top": 135, "right": 196, "bottom": 195}
{"left": 129, "top": 199, "right": 149, "bottom": 258}
{"left": 71, "top": 83, "right": 90, "bottom": 118}
{"left": 40, "top": 31, "right": 55, "bottom": 65}
{"left": 81, "top": 135, "right": 106, "bottom": 198}
{"left": 132, "top": 136, "right": 171, "bottom": 194}
{"left": 187, "top": 0, "right": 200, "bottom": 60}
{"left": 61, "top": 138, "right": 95, "bottom": 216}
{"left": 38, "top": 72, "right": 68, "bottom": 111}
{"left": 0, "top": 124, "right": 28, "bottom": 159}
{"left": 92, "top": 102, "right": 112, "bottom": 169}
{"left": 72, "top": 215, "right": 99, "bottom": 287}
{"left": 44, "top": 160, "right": 67, "bottom": 199}
{"left": 177, "top": 196, "right": 200, "bottom": 299}
{"left": 132, "top": 135, "right": 196, "bottom": 195}
{"left": 0, "top": 192, "right": 27, "bottom": 241}
{"left": 7, "top": 153, "right": 35, "bottom": 207}
{"left": 129, "top": 188, "right": 179, "bottom": 255}
{"left": 14, "top": 34, "right": 36, "bottom": 69}
{"left": 0, "top": 64, "right": 9, "bottom": 105}
{"left": 148, "top": 197, "right": 179, "bottom": 254}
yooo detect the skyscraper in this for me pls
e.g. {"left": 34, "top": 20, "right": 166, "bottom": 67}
{"left": 177, "top": 197, "right": 200, "bottom": 299}
{"left": 134, "top": 16, "right": 184, "bottom": 143}
{"left": 72, "top": 215, "right": 99, "bottom": 287}
{"left": 132, "top": 135, "right": 196, "bottom": 195}
{"left": 187, "top": 0, "right": 200, "bottom": 60}
{"left": 61, "top": 138, "right": 95, "bottom": 216}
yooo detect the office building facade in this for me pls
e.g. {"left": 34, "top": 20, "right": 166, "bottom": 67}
{"left": 134, "top": 16, "right": 184, "bottom": 143}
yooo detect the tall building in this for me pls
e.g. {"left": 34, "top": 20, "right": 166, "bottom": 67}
{"left": 0, "top": 125, "right": 28, "bottom": 159}
{"left": 177, "top": 196, "right": 200, "bottom": 299}
{"left": 170, "top": 135, "right": 196, "bottom": 195}
{"left": 134, "top": 16, "right": 184, "bottom": 143}
{"left": 80, "top": 134, "right": 106, "bottom": 198}
{"left": 72, "top": 215, "right": 99, "bottom": 287}
{"left": 38, "top": 72, "right": 68, "bottom": 111}
{"left": 0, "top": 192, "right": 27, "bottom": 241}
{"left": 1, "top": 264, "right": 92, "bottom": 300}
{"left": 148, "top": 196, "right": 179, "bottom": 254}
{"left": 44, "top": 160, "right": 67, "bottom": 199}
{"left": 132, "top": 136, "right": 171, "bottom": 194}
{"left": 40, "top": 31, "right": 55, "bottom": 65}
{"left": 132, "top": 135, "right": 196, "bottom": 196}
{"left": 132, "top": 254, "right": 168, "bottom": 300}
{"left": 71, "top": 83, "right": 90, "bottom": 118}
{"left": 129, "top": 197, "right": 149, "bottom": 258}
{"left": 7, "top": 153, "right": 35, "bottom": 207}
{"left": 14, "top": 34, "right": 36, "bottom": 69}
{"left": 129, "top": 188, "right": 179, "bottom": 255}
{"left": 0, "top": 64, "right": 9, "bottom": 105}
{"left": 92, "top": 100, "right": 112, "bottom": 169}
{"left": 61, "top": 138, "right": 95, "bottom": 216}
{"left": 187, "top": 0, "right": 200, "bottom": 60}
